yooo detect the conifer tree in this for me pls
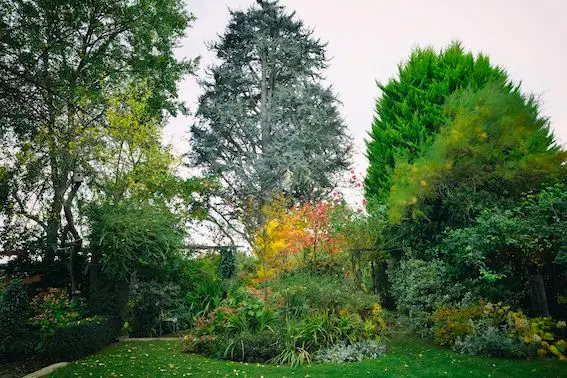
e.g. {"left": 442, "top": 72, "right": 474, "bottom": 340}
{"left": 365, "top": 42, "right": 510, "bottom": 201}
{"left": 191, "top": 0, "right": 351, "bottom": 242}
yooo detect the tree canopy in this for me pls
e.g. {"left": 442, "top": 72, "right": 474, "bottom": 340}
{"left": 0, "top": 0, "right": 196, "bottom": 263}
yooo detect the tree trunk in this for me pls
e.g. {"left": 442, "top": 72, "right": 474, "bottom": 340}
{"left": 64, "top": 181, "right": 82, "bottom": 297}
{"left": 376, "top": 260, "right": 395, "bottom": 310}
{"left": 259, "top": 52, "right": 270, "bottom": 152}
{"left": 371, "top": 259, "right": 377, "bottom": 294}
{"left": 45, "top": 215, "right": 60, "bottom": 264}
{"left": 528, "top": 272, "right": 549, "bottom": 316}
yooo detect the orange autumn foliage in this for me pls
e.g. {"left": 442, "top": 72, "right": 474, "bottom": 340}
{"left": 253, "top": 196, "right": 346, "bottom": 284}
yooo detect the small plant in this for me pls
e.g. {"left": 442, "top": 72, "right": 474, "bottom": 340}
{"left": 453, "top": 320, "right": 525, "bottom": 358}
{"left": 314, "top": 340, "right": 386, "bottom": 363}
{"left": 270, "top": 343, "right": 312, "bottom": 367}
{"left": 226, "top": 299, "right": 278, "bottom": 335}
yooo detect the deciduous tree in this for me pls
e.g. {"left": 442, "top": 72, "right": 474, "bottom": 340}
{"left": 0, "top": 0, "right": 196, "bottom": 264}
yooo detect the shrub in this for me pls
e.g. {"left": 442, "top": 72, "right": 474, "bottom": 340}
{"left": 453, "top": 319, "right": 526, "bottom": 358}
{"left": 184, "top": 268, "right": 223, "bottom": 318}
{"left": 334, "top": 310, "right": 366, "bottom": 342}
{"left": 431, "top": 303, "right": 485, "bottom": 345}
{"left": 192, "top": 305, "right": 236, "bottom": 337}
{"left": 183, "top": 331, "right": 283, "bottom": 363}
{"left": 218, "top": 247, "right": 236, "bottom": 280}
{"left": 225, "top": 299, "right": 278, "bottom": 336}
{"left": 313, "top": 340, "right": 387, "bottom": 363}
{"left": 389, "top": 259, "right": 463, "bottom": 335}
{"left": 127, "top": 278, "right": 188, "bottom": 337}
{"left": 301, "top": 256, "right": 345, "bottom": 277}
{"left": 223, "top": 331, "right": 283, "bottom": 362}
{"left": 44, "top": 316, "right": 117, "bottom": 361}
{"left": 87, "top": 201, "right": 184, "bottom": 281}
{"left": 87, "top": 266, "right": 130, "bottom": 327}
{"left": 271, "top": 310, "right": 370, "bottom": 366}
{"left": 187, "top": 335, "right": 227, "bottom": 359}
{"left": 432, "top": 301, "right": 567, "bottom": 360}
{"left": 269, "top": 272, "right": 378, "bottom": 317}
{"left": 0, "top": 279, "right": 34, "bottom": 362}
{"left": 495, "top": 305, "right": 566, "bottom": 360}
{"left": 28, "top": 288, "right": 87, "bottom": 350}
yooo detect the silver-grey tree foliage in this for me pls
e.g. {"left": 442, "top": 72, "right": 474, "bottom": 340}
{"left": 191, "top": 0, "right": 351, "bottom": 242}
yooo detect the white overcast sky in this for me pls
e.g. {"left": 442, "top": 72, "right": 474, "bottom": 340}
{"left": 166, "top": 0, "right": 567, "bottom": 178}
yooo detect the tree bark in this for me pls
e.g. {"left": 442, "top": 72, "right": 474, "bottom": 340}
{"left": 64, "top": 181, "right": 82, "bottom": 297}
{"left": 528, "top": 272, "right": 549, "bottom": 316}
{"left": 259, "top": 52, "right": 270, "bottom": 153}
{"left": 371, "top": 259, "right": 376, "bottom": 294}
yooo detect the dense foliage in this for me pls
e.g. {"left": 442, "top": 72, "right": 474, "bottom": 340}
{"left": 45, "top": 316, "right": 117, "bottom": 361}
{"left": 0, "top": 0, "right": 196, "bottom": 265}
{"left": 88, "top": 201, "right": 184, "bottom": 281}
{"left": 0, "top": 280, "right": 31, "bottom": 362}
{"left": 365, "top": 42, "right": 510, "bottom": 201}
{"left": 1, "top": 0, "right": 566, "bottom": 373}
{"left": 362, "top": 42, "right": 567, "bottom": 362}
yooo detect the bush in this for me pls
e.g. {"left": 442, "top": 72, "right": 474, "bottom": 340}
{"left": 184, "top": 331, "right": 283, "bottom": 363}
{"left": 87, "top": 201, "right": 184, "bottom": 281}
{"left": 187, "top": 335, "right": 227, "bottom": 359}
{"left": 225, "top": 299, "right": 278, "bottom": 335}
{"left": 127, "top": 278, "right": 189, "bottom": 337}
{"left": 453, "top": 319, "right": 526, "bottom": 358}
{"left": 192, "top": 305, "right": 236, "bottom": 337}
{"left": 389, "top": 259, "right": 464, "bottom": 335}
{"left": 431, "top": 303, "right": 485, "bottom": 345}
{"left": 0, "top": 279, "right": 33, "bottom": 362}
{"left": 313, "top": 340, "right": 387, "bottom": 363}
{"left": 223, "top": 331, "right": 283, "bottom": 362}
{"left": 44, "top": 316, "right": 117, "bottom": 361}
{"left": 269, "top": 272, "right": 378, "bottom": 317}
{"left": 271, "top": 310, "right": 372, "bottom": 366}
{"left": 28, "top": 288, "right": 87, "bottom": 350}
{"left": 430, "top": 301, "right": 567, "bottom": 360}
{"left": 218, "top": 247, "right": 236, "bottom": 280}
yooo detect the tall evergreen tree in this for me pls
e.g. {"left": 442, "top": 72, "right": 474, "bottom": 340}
{"left": 364, "top": 42, "right": 511, "bottom": 201}
{"left": 191, "top": 0, "right": 351, "bottom": 243}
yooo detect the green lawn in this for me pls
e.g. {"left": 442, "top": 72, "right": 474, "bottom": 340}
{"left": 50, "top": 338, "right": 565, "bottom": 378}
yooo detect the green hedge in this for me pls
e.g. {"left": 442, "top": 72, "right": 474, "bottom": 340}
{"left": 0, "top": 279, "right": 35, "bottom": 363}
{"left": 44, "top": 316, "right": 117, "bottom": 361}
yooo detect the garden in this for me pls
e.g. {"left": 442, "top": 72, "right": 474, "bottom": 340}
{"left": 1, "top": 1, "right": 567, "bottom": 377}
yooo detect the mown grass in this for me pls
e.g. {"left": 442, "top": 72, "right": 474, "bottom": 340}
{"left": 50, "top": 337, "right": 565, "bottom": 377}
